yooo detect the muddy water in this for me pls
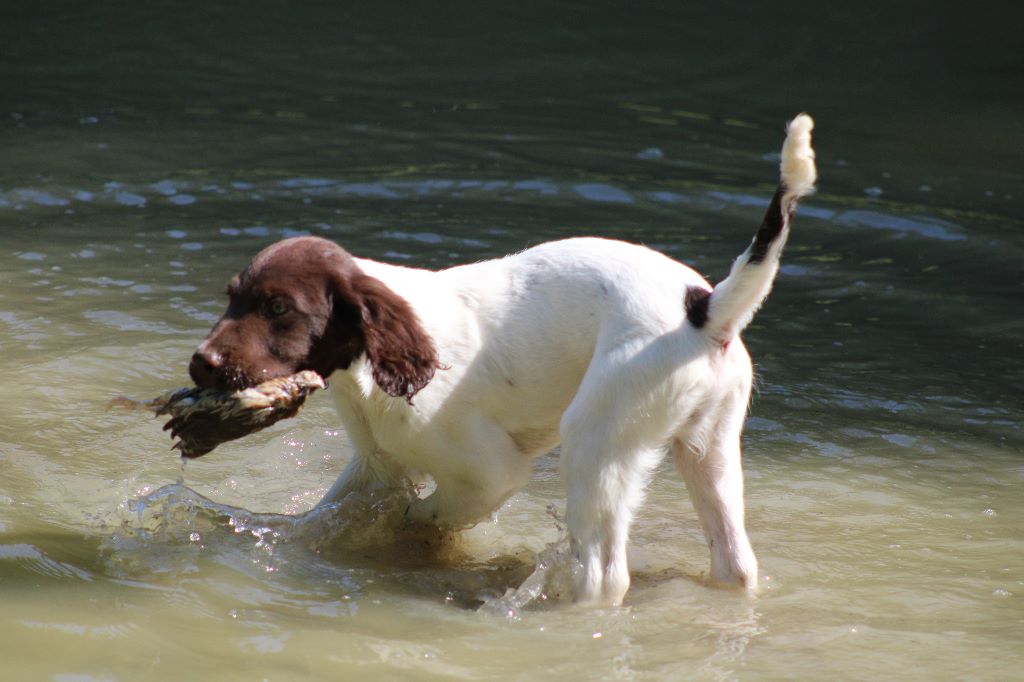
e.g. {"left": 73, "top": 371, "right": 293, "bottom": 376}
{"left": 2, "top": 3, "right": 1022, "bottom": 680}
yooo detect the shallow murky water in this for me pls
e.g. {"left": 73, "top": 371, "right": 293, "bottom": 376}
{"left": 2, "top": 3, "right": 1022, "bottom": 680}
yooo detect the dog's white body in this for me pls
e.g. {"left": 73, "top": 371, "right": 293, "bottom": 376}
{"left": 319, "top": 115, "right": 817, "bottom": 605}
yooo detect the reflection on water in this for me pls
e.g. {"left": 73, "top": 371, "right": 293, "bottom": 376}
{"left": 2, "top": 1, "right": 1023, "bottom": 680}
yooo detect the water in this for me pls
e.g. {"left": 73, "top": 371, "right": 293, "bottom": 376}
{"left": 2, "top": 2, "right": 1023, "bottom": 680}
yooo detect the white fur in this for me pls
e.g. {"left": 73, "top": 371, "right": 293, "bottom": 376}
{"left": 318, "top": 116, "right": 817, "bottom": 605}
{"left": 706, "top": 114, "right": 817, "bottom": 342}
{"left": 781, "top": 113, "right": 817, "bottom": 197}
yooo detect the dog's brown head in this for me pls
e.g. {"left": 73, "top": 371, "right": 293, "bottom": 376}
{"left": 189, "top": 236, "right": 439, "bottom": 402}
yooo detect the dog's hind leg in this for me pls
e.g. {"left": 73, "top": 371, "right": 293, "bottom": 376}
{"left": 671, "top": 410, "right": 757, "bottom": 588}
{"left": 559, "top": 384, "right": 666, "bottom": 606}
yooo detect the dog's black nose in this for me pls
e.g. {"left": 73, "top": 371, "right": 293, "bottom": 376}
{"left": 189, "top": 347, "right": 223, "bottom": 387}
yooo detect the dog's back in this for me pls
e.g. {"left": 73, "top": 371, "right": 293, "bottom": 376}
{"left": 352, "top": 236, "right": 712, "bottom": 449}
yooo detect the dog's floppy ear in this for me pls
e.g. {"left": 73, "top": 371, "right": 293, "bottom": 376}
{"left": 341, "top": 271, "right": 440, "bottom": 402}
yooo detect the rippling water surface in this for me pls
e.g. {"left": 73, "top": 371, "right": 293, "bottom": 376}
{"left": 2, "top": 3, "right": 1022, "bottom": 680}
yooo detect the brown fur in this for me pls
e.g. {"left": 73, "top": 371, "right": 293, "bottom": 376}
{"left": 191, "top": 237, "right": 440, "bottom": 402}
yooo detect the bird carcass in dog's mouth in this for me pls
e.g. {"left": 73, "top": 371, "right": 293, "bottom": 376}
{"left": 109, "top": 370, "right": 327, "bottom": 458}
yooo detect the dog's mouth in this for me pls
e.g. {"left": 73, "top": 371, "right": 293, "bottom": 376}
{"left": 193, "top": 364, "right": 269, "bottom": 393}
{"left": 217, "top": 367, "right": 294, "bottom": 392}
{"left": 194, "top": 366, "right": 249, "bottom": 392}
{"left": 190, "top": 350, "right": 296, "bottom": 392}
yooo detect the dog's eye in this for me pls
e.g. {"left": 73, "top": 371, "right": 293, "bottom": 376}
{"left": 266, "top": 299, "right": 290, "bottom": 317}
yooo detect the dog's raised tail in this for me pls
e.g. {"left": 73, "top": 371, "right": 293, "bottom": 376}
{"left": 690, "top": 113, "right": 817, "bottom": 343}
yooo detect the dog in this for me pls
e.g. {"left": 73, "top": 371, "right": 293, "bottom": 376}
{"left": 188, "top": 114, "right": 816, "bottom": 605}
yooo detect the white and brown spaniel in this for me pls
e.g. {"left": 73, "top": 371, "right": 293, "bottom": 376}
{"left": 188, "top": 115, "right": 817, "bottom": 605}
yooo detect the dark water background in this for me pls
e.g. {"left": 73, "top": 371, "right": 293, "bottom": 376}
{"left": 1, "top": 2, "right": 1022, "bottom": 680}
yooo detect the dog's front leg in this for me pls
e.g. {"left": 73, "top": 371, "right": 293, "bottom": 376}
{"left": 318, "top": 448, "right": 411, "bottom": 507}
{"left": 317, "top": 391, "right": 411, "bottom": 508}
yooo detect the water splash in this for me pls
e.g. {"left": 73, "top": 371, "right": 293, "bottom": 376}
{"left": 101, "top": 483, "right": 416, "bottom": 579}
{"left": 478, "top": 505, "right": 582, "bottom": 616}
{"left": 100, "top": 482, "right": 570, "bottom": 609}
